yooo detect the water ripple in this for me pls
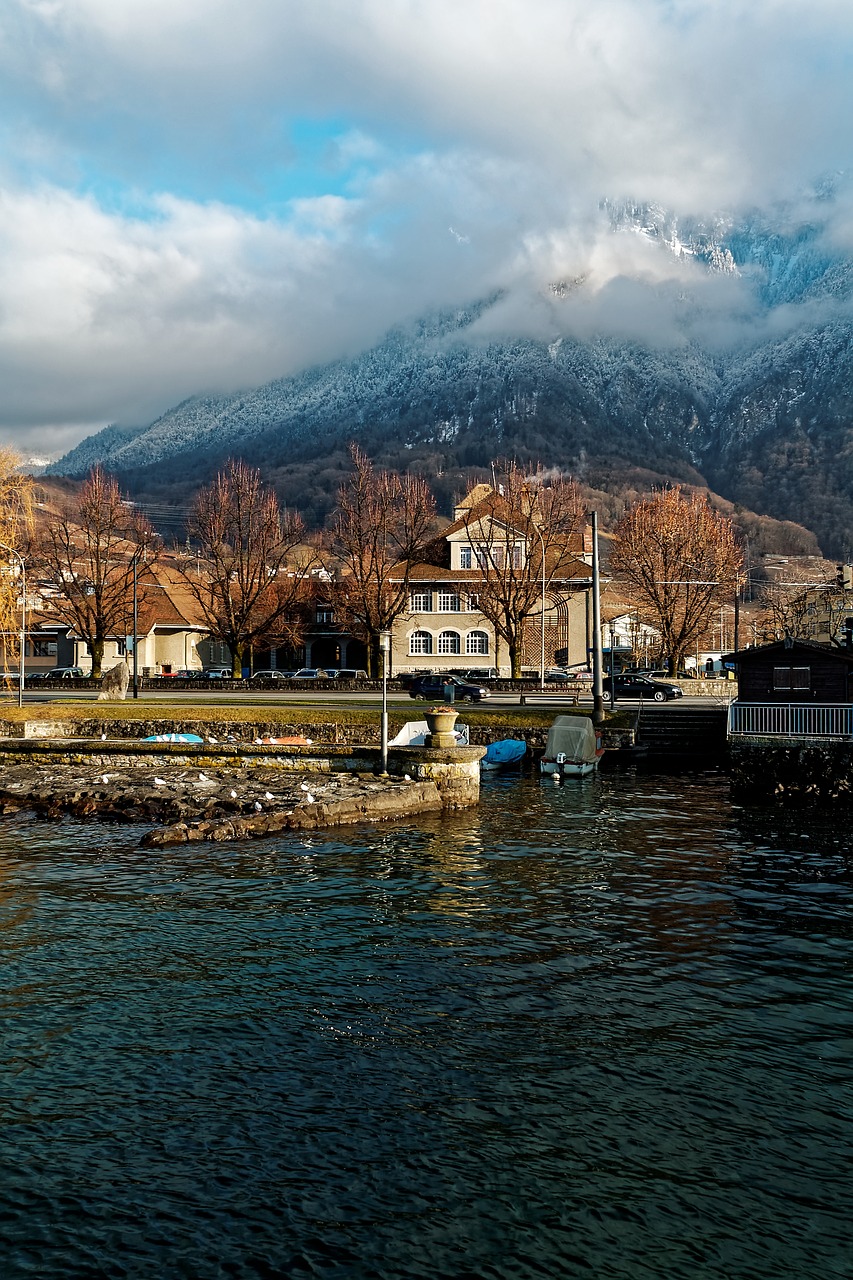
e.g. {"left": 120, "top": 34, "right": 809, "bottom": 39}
{"left": 1, "top": 774, "right": 852, "bottom": 1278}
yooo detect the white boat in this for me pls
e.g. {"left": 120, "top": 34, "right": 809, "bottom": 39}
{"left": 539, "top": 716, "right": 604, "bottom": 777}
{"left": 389, "top": 720, "right": 470, "bottom": 747}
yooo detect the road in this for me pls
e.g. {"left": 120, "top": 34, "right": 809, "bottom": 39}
{"left": 10, "top": 687, "right": 733, "bottom": 711}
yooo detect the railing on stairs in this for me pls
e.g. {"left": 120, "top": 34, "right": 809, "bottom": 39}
{"left": 727, "top": 702, "right": 853, "bottom": 740}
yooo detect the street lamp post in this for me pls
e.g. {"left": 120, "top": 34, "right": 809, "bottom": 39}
{"left": 0, "top": 542, "right": 25, "bottom": 708}
{"left": 535, "top": 527, "right": 546, "bottom": 692}
{"left": 379, "top": 630, "right": 391, "bottom": 775}
{"left": 132, "top": 554, "right": 139, "bottom": 699}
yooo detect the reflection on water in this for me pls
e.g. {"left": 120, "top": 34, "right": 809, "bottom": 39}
{"left": 1, "top": 770, "right": 852, "bottom": 1279}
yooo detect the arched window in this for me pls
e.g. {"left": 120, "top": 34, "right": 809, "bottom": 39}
{"left": 410, "top": 630, "right": 432, "bottom": 655}
{"left": 437, "top": 630, "right": 461, "bottom": 655}
{"left": 466, "top": 630, "right": 489, "bottom": 655}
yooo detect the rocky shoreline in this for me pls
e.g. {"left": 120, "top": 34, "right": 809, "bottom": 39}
{"left": 0, "top": 758, "right": 449, "bottom": 847}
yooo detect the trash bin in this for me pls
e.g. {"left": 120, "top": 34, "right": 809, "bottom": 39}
{"left": 443, "top": 682, "right": 455, "bottom": 704}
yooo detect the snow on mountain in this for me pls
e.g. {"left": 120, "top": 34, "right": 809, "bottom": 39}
{"left": 46, "top": 203, "right": 853, "bottom": 555}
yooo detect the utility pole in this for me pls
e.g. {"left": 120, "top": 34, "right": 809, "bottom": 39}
{"left": 591, "top": 512, "right": 605, "bottom": 724}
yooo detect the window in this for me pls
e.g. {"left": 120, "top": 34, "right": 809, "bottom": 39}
{"left": 512, "top": 544, "right": 523, "bottom": 568}
{"left": 410, "top": 630, "right": 432, "bottom": 655}
{"left": 438, "top": 630, "right": 461, "bottom": 655}
{"left": 437, "top": 590, "right": 461, "bottom": 612}
{"left": 466, "top": 631, "right": 489, "bottom": 655}
{"left": 410, "top": 589, "right": 431, "bottom": 612}
{"left": 467, "top": 592, "right": 480, "bottom": 611}
{"left": 316, "top": 607, "right": 334, "bottom": 625}
{"left": 31, "top": 640, "right": 57, "bottom": 657}
{"left": 459, "top": 546, "right": 472, "bottom": 569}
{"left": 773, "top": 666, "right": 811, "bottom": 691}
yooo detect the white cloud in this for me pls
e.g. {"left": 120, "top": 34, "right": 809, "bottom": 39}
{"left": 1, "top": 0, "right": 853, "bottom": 451}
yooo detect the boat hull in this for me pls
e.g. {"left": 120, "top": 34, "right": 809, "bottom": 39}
{"left": 540, "top": 758, "right": 600, "bottom": 778}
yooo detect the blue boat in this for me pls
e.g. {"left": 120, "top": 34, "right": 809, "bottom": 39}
{"left": 481, "top": 738, "right": 527, "bottom": 771}
{"left": 141, "top": 733, "right": 205, "bottom": 744}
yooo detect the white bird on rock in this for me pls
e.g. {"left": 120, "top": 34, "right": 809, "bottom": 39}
{"left": 102, "top": 775, "right": 111, "bottom": 784}
{"left": 199, "top": 772, "right": 210, "bottom": 782}
{"left": 304, "top": 793, "right": 315, "bottom": 804}
{"left": 207, "top": 736, "right": 218, "bottom": 744}
{"left": 254, "top": 801, "right": 263, "bottom": 812}
{"left": 230, "top": 789, "right": 238, "bottom": 798}
{"left": 154, "top": 777, "right": 167, "bottom": 786}
{"left": 264, "top": 791, "right": 274, "bottom": 801}
{"left": 300, "top": 781, "right": 310, "bottom": 791}
{"left": 101, "top": 733, "right": 107, "bottom": 741}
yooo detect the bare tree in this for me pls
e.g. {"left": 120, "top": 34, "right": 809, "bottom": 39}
{"left": 459, "top": 463, "right": 586, "bottom": 678}
{"left": 610, "top": 487, "right": 743, "bottom": 672}
{"left": 0, "top": 449, "right": 34, "bottom": 679}
{"left": 177, "top": 460, "right": 310, "bottom": 676}
{"left": 331, "top": 444, "right": 437, "bottom": 676}
{"left": 39, "top": 467, "right": 157, "bottom": 678}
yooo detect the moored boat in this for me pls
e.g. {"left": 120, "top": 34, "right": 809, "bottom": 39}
{"left": 539, "top": 716, "right": 604, "bottom": 777}
{"left": 481, "top": 738, "right": 527, "bottom": 771}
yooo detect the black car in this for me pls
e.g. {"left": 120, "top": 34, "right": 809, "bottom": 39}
{"left": 407, "top": 674, "right": 491, "bottom": 702}
{"left": 603, "top": 674, "right": 683, "bottom": 702}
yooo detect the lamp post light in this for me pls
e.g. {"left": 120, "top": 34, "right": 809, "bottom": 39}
{"left": 535, "top": 526, "right": 546, "bottom": 693}
{"left": 379, "top": 629, "right": 391, "bottom": 775}
{"left": 609, "top": 625, "right": 617, "bottom": 709}
{"left": 0, "top": 542, "right": 25, "bottom": 708}
{"left": 132, "top": 553, "right": 139, "bottom": 699}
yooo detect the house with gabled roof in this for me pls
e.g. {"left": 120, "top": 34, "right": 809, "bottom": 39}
{"left": 388, "top": 484, "right": 594, "bottom": 678}
{"left": 20, "top": 557, "right": 213, "bottom": 677}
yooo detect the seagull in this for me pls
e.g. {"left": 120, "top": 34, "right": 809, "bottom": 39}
{"left": 154, "top": 777, "right": 167, "bottom": 786}
{"left": 199, "top": 772, "right": 210, "bottom": 782}
{"left": 254, "top": 801, "right": 263, "bottom": 812}
{"left": 230, "top": 789, "right": 238, "bottom": 798}
{"left": 304, "top": 793, "right": 315, "bottom": 804}
{"left": 207, "top": 736, "right": 218, "bottom": 744}
{"left": 404, "top": 774, "right": 412, "bottom": 781}
{"left": 101, "top": 733, "right": 107, "bottom": 741}
{"left": 304, "top": 739, "right": 313, "bottom": 745}
{"left": 102, "top": 775, "right": 111, "bottom": 784}
{"left": 264, "top": 791, "right": 274, "bottom": 801}
{"left": 300, "top": 781, "right": 310, "bottom": 791}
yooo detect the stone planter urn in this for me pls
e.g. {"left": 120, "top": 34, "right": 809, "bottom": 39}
{"left": 424, "top": 707, "right": 459, "bottom": 749}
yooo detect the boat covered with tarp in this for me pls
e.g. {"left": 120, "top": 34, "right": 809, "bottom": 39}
{"left": 481, "top": 738, "right": 527, "bottom": 771}
{"left": 539, "top": 716, "right": 604, "bottom": 777}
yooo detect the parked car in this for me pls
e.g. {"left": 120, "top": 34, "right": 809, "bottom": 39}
{"left": 407, "top": 674, "right": 491, "bottom": 702}
{"left": 47, "top": 666, "right": 86, "bottom": 679}
{"left": 603, "top": 674, "right": 683, "bottom": 702}
{"left": 334, "top": 669, "right": 368, "bottom": 680}
{"left": 291, "top": 668, "right": 329, "bottom": 679}
{"left": 544, "top": 667, "right": 573, "bottom": 682}
{"left": 202, "top": 668, "right": 232, "bottom": 679}
{"left": 251, "top": 669, "right": 293, "bottom": 681}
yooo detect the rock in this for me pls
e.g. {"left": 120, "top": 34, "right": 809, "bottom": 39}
{"left": 98, "top": 660, "right": 130, "bottom": 701}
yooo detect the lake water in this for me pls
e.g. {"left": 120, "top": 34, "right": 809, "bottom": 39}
{"left": 1, "top": 768, "right": 852, "bottom": 1280}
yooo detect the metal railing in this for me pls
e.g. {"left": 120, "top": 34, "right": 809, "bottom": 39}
{"left": 727, "top": 702, "right": 853, "bottom": 739}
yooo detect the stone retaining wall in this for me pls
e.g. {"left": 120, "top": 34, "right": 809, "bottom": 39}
{"left": 730, "top": 737, "right": 853, "bottom": 804}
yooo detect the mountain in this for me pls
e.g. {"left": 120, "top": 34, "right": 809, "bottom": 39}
{"left": 48, "top": 202, "right": 853, "bottom": 556}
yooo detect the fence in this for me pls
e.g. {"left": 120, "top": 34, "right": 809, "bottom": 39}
{"left": 727, "top": 702, "right": 853, "bottom": 739}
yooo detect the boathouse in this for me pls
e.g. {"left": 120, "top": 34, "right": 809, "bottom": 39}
{"left": 727, "top": 638, "right": 853, "bottom": 739}
{"left": 726, "top": 639, "right": 853, "bottom": 803}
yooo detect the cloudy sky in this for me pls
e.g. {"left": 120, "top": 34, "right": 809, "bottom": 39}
{"left": 1, "top": 0, "right": 852, "bottom": 456}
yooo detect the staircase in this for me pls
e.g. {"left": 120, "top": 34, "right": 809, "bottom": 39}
{"left": 634, "top": 705, "right": 729, "bottom": 760}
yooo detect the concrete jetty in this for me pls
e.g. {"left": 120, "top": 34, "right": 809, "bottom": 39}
{"left": 0, "top": 733, "right": 486, "bottom": 846}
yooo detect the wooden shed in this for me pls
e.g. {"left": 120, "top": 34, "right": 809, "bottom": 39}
{"left": 727, "top": 638, "right": 853, "bottom": 703}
